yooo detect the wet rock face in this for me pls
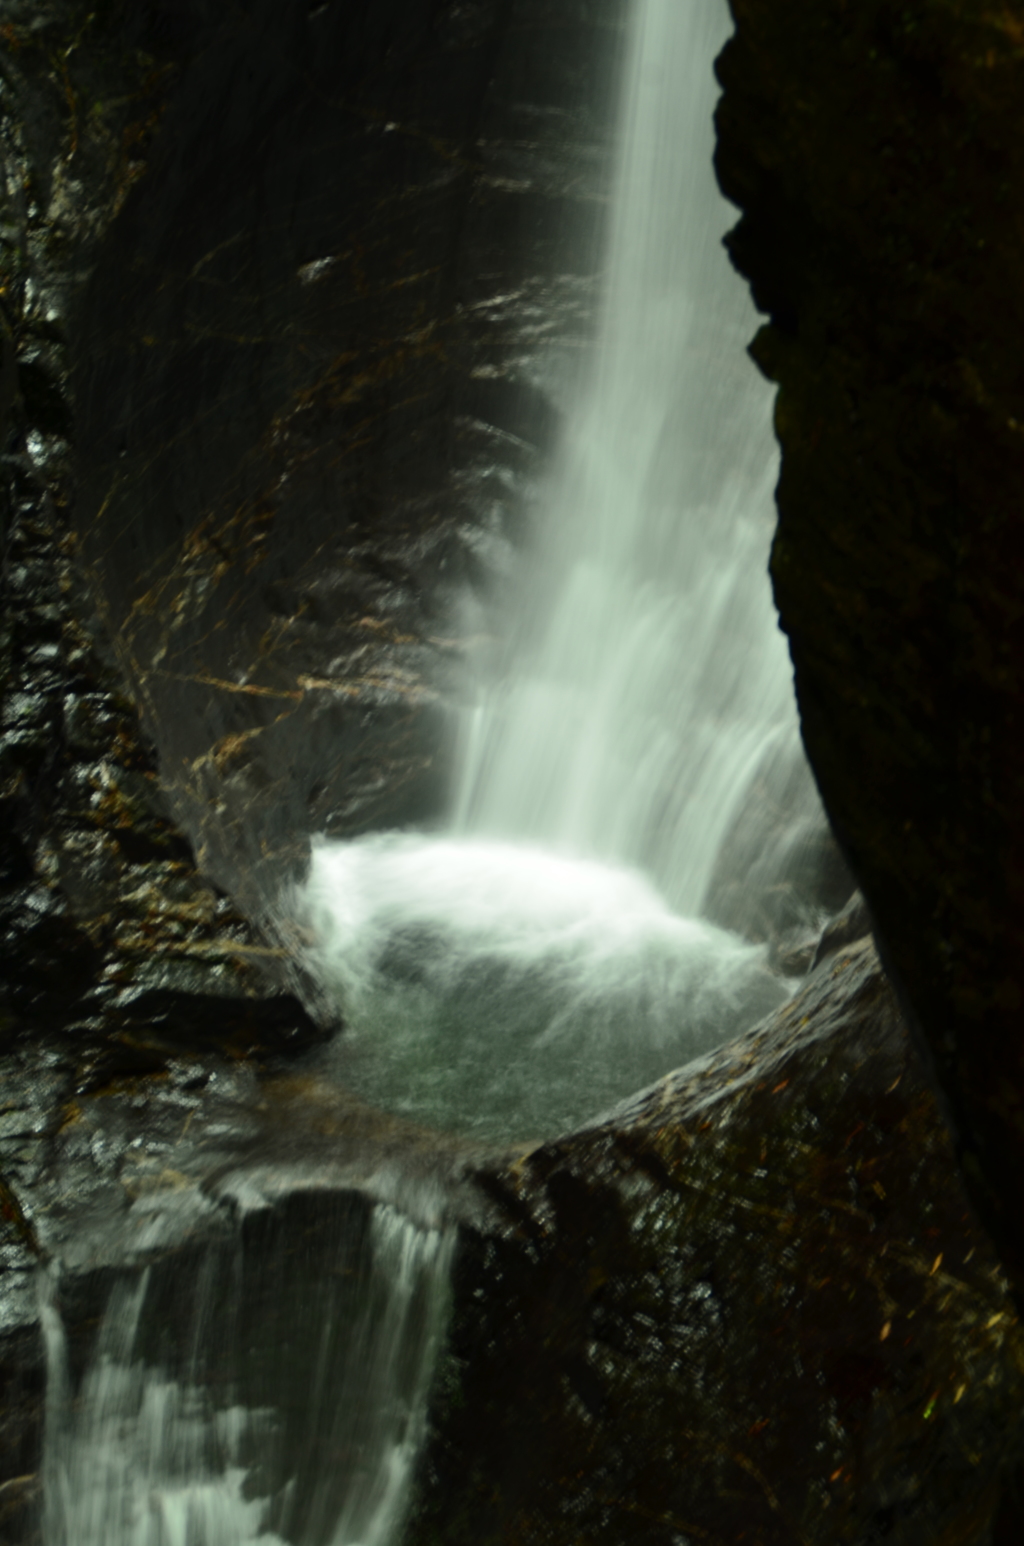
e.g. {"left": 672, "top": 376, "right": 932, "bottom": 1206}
{"left": 0, "top": 6, "right": 324, "bottom": 1070}
{"left": 0, "top": 1029, "right": 491, "bottom": 1545}
{"left": 71, "top": 0, "right": 627, "bottom": 918}
{"left": 713, "top": 2, "right": 1024, "bottom": 1300}
{"left": 412, "top": 941, "right": 1024, "bottom": 1546}
{"left": 0, "top": 502, "right": 318, "bottom": 1060}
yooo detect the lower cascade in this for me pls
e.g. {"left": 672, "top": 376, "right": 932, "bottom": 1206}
{"left": 40, "top": 1202, "right": 456, "bottom": 1546}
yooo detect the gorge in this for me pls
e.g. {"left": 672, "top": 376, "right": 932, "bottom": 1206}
{"left": 1, "top": 1, "right": 1024, "bottom": 1544}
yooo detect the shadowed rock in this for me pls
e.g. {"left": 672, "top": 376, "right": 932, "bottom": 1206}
{"left": 715, "top": 0, "right": 1024, "bottom": 1314}
{"left": 412, "top": 941, "right": 1024, "bottom": 1546}
{"left": 0, "top": 506, "right": 321, "bottom": 1063}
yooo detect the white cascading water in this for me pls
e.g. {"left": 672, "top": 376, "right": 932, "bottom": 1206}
{"left": 453, "top": 0, "right": 787, "bottom": 898}
{"left": 40, "top": 1203, "right": 455, "bottom": 1546}
{"left": 298, "top": 0, "right": 828, "bottom": 1143}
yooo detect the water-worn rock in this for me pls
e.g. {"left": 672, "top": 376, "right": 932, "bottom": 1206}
{"left": 0, "top": 501, "right": 320, "bottom": 1062}
{"left": 0, "top": 17, "right": 624, "bottom": 1500}
{"left": 412, "top": 940, "right": 1024, "bottom": 1546}
{"left": 714, "top": 0, "right": 1024, "bottom": 1313}
{"left": 811, "top": 889, "right": 873, "bottom": 971}
{"left": 0, "top": 2, "right": 321, "bottom": 1065}
{"left": 0, "top": 1029, "right": 499, "bottom": 1543}
{"left": 0, "top": 28, "right": 324, "bottom": 1500}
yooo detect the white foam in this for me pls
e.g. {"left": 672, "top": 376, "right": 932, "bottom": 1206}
{"left": 296, "top": 833, "right": 787, "bottom": 1140}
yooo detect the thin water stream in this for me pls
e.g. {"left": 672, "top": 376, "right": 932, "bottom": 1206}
{"left": 40, "top": 3, "right": 834, "bottom": 1540}
{"left": 41, "top": 1202, "right": 455, "bottom": 1546}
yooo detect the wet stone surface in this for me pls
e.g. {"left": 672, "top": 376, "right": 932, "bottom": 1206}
{"left": 0, "top": 498, "right": 322, "bottom": 1061}
{"left": 0, "top": 1025, "right": 501, "bottom": 1545}
{"left": 0, "top": 1, "right": 328, "bottom": 1062}
{"left": 411, "top": 940, "right": 1024, "bottom": 1546}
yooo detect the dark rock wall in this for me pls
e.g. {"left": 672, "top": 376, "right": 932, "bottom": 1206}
{"left": 0, "top": 2, "right": 321, "bottom": 1061}
{"left": 72, "top": 0, "right": 626, "bottom": 919}
{"left": 0, "top": 498, "right": 318, "bottom": 1060}
{"left": 0, "top": 8, "right": 626, "bottom": 1521}
{"left": 715, "top": 2, "right": 1024, "bottom": 1299}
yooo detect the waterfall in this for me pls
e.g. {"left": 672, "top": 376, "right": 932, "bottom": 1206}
{"left": 297, "top": 0, "right": 830, "bottom": 1144}
{"left": 40, "top": 1200, "right": 455, "bottom": 1546}
{"left": 452, "top": 0, "right": 797, "bottom": 912}
{"left": 36, "top": 6, "right": 832, "bottom": 1543}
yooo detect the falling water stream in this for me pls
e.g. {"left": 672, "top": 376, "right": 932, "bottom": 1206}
{"left": 41, "top": 3, "right": 834, "bottom": 1542}
{"left": 41, "top": 1201, "right": 456, "bottom": 1546}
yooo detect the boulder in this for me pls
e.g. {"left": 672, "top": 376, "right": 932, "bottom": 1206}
{"left": 413, "top": 941, "right": 1024, "bottom": 1545}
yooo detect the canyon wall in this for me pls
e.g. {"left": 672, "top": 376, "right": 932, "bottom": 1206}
{"left": 716, "top": 0, "right": 1024, "bottom": 1305}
